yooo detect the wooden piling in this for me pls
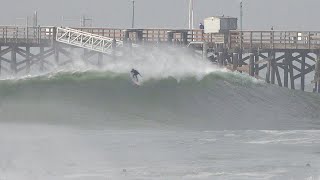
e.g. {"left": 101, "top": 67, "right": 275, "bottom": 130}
{"left": 301, "top": 52, "right": 306, "bottom": 91}
{"left": 218, "top": 52, "right": 224, "bottom": 67}
{"left": 283, "top": 51, "right": 289, "bottom": 88}
{"left": 266, "top": 57, "right": 271, "bottom": 84}
{"left": 54, "top": 46, "right": 59, "bottom": 64}
{"left": 232, "top": 53, "right": 239, "bottom": 71}
{"left": 249, "top": 53, "right": 255, "bottom": 76}
{"left": 270, "top": 51, "right": 275, "bottom": 84}
{"left": 202, "top": 43, "right": 208, "bottom": 60}
{"left": 0, "top": 46, "right": 2, "bottom": 75}
{"left": 167, "top": 31, "right": 174, "bottom": 43}
{"left": 182, "top": 31, "right": 188, "bottom": 45}
{"left": 315, "top": 52, "right": 320, "bottom": 93}
{"left": 98, "top": 53, "right": 103, "bottom": 66}
{"left": 11, "top": 46, "right": 17, "bottom": 74}
{"left": 254, "top": 53, "right": 259, "bottom": 77}
{"left": 288, "top": 52, "right": 295, "bottom": 90}
{"left": 39, "top": 47, "right": 44, "bottom": 71}
{"left": 26, "top": 46, "right": 30, "bottom": 74}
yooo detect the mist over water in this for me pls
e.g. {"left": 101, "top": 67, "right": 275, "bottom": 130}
{"left": 0, "top": 47, "right": 320, "bottom": 179}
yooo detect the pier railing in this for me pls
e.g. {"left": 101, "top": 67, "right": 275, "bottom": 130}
{"left": 0, "top": 26, "right": 225, "bottom": 46}
{"left": 74, "top": 28, "right": 225, "bottom": 44}
{"left": 0, "top": 26, "right": 54, "bottom": 45}
{"left": 230, "top": 31, "right": 320, "bottom": 50}
{"left": 2, "top": 26, "right": 320, "bottom": 50}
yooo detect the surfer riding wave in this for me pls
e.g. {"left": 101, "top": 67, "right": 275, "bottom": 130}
{"left": 131, "top": 68, "right": 142, "bottom": 82}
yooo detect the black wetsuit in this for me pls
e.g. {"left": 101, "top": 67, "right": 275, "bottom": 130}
{"left": 131, "top": 69, "right": 141, "bottom": 81}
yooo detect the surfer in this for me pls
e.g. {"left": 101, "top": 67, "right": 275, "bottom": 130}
{"left": 131, "top": 68, "right": 142, "bottom": 82}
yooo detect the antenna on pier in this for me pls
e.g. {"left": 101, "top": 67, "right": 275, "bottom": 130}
{"left": 33, "top": 11, "right": 38, "bottom": 27}
{"left": 131, "top": 0, "right": 135, "bottom": 28}
{"left": 240, "top": 0, "right": 243, "bottom": 32}
{"left": 188, "top": 0, "right": 194, "bottom": 29}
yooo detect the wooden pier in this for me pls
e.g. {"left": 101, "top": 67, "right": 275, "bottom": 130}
{"left": 0, "top": 26, "right": 320, "bottom": 92}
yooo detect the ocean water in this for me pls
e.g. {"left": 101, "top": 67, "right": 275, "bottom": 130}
{"left": 0, "top": 47, "right": 320, "bottom": 179}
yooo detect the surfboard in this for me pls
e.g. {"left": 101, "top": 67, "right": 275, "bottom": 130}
{"left": 130, "top": 75, "right": 141, "bottom": 86}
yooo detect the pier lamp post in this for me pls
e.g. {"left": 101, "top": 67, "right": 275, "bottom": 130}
{"left": 131, "top": 0, "right": 135, "bottom": 28}
{"left": 240, "top": 0, "right": 243, "bottom": 32}
{"left": 240, "top": 0, "right": 243, "bottom": 50}
{"left": 188, "top": 0, "right": 194, "bottom": 29}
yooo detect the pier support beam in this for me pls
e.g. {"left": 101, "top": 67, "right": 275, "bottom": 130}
{"left": 270, "top": 51, "right": 276, "bottom": 84}
{"left": 218, "top": 52, "right": 224, "bottom": 67}
{"left": 288, "top": 52, "right": 295, "bottom": 90}
{"left": 283, "top": 51, "right": 289, "bottom": 88}
{"left": 54, "top": 45, "right": 60, "bottom": 64}
{"left": 98, "top": 53, "right": 103, "bottom": 67}
{"left": 202, "top": 43, "right": 208, "bottom": 60}
{"left": 301, "top": 52, "right": 306, "bottom": 91}
{"left": 124, "top": 31, "right": 130, "bottom": 43}
{"left": 266, "top": 55, "right": 271, "bottom": 84}
{"left": 182, "top": 31, "right": 188, "bottom": 45}
{"left": 232, "top": 53, "right": 239, "bottom": 71}
{"left": 314, "top": 52, "right": 320, "bottom": 93}
{"left": 39, "top": 47, "right": 44, "bottom": 72}
{"left": 0, "top": 46, "right": 2, "bottom": 75}
{"left": 254, "top": 52, "right": 259, "bottom": 77}
{"left": 26, "top": 46, "right": 31, "bottom": 74}
{"left": 11, "top": 46, "right": 17, "bottom": 74}
{"left": 249, "top": 53, "right": 255, "bottom": 77}
{"left": 167, "top": 31, "right": 174, "bottom": 43}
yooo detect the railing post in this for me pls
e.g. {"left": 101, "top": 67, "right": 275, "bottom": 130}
{"left": 260, "top": 32, "right": 262, "bottom": 49}
{"left": 250, "top": 32, "right": 253, "bottom": 49}
{"left": 52, "top": 27, "right": 57, "bottom": 45}
{"left": 272, "top": 31, "right": 274, "bottom": 49}
{"left": 38, "top": 26, "right": 40, "bottom": 44}
{"left": 308, "top": 32, "right": 311, "bottom": 49}
{"left": 296, "top": 32, "right": 298, "bottom": 49}
{"left": 26, "top": 27, "right": 29, "bottom": 44}
{"left": 284, "top": 32, "right": 287, "bottom": 49}
{"left": 314, "top": 51, "right": 320, "bottom": 93}
{"left": 15, "top": 27, "right": 18, "bottom": 43}
{"left": 240, "top": 31, "right": 243, "bottom": 50}
{"left": 5, "top": 27, "right": 7, "bottom": 44}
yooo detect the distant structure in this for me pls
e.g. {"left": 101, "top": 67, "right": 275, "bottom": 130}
{"left": 203, "top": 16, "right": 237, "bottom": 33}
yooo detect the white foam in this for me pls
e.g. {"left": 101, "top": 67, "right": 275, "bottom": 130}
{"left": 0, "top": 46, "right": 230, "bottom": 82}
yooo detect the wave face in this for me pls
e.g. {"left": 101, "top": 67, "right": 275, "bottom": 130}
{"left": 0, "top": 69, "right": 319, "bottom": 130}
{"left": 1, "top": 47, "right": 320, "bottom": 180}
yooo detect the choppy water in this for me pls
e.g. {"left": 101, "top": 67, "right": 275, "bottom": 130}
{"left": 0, "top": 48, "right": 320, "bottom": 179}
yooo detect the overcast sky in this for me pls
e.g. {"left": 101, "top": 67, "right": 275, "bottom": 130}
{"left": 1, "top": 0, "right": 319, "bottom": 30}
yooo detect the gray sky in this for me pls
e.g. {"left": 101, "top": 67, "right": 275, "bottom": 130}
{"left": 2, "top": 0, "right": 320, "bottom": 30}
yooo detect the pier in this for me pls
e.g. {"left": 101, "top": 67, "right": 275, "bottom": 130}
{"left": 0, "top": 26, "right": 320, "bottom": 92}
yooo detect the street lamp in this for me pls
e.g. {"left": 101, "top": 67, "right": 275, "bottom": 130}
{"left": 188, "top": 0, "right": 194, "bottom": 29}
{"left": 131, "top": 0, "right": 135, "bottom": 28}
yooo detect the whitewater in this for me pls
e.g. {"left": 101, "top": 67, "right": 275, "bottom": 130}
{"left": 0, "top": 47, "right": 320, "bottom": 179}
